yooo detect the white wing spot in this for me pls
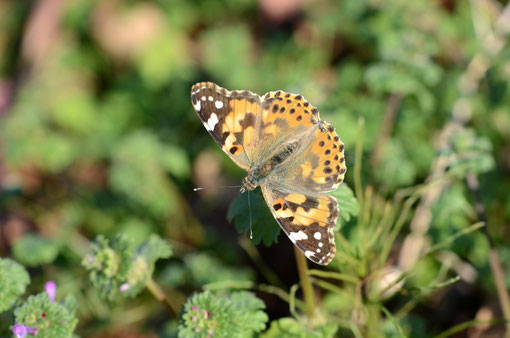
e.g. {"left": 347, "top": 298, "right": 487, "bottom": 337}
{"left": 208, "top": 96, "right": 214, "bottom": 101}
{"left": 201, "top": 96, "right": 206, "bottom": 101}
{"left": 205, "top": 113, "right": 219, "bottom": 131}
{"left": 316, "top": 248, "right": 321, "bottom": 253}
{"left": 193, "top": 100, "right": 201, "bottom": 111}
{"left": 289, "top": 231, "right": 308, "bottom": 242}
{"left": 305, "top": 250, "right": 315, "bottom": 259}
{"left": 314, "top": 232, "right": 321, "bottom": 240}
{"left": 318, "top": 242, "right": 323, "bottom": 248}
{"left": 215, "top": 101, "right": 223, "bottom": 109}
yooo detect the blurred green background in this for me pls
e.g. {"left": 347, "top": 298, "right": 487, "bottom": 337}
{"left": 1, "top": 0, "right": 510, "bottom": 336}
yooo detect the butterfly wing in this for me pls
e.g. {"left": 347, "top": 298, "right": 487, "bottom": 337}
{"left": 260, "top": 94, "right": 346, "bottom": 265}
{"left": 191, "top": 82, "right": 262, "bottom": 170}
{"left": 261, "top": 184, "right": 338, "bottom": 265}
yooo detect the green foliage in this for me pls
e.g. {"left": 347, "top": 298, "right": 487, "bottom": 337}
{"left": 110, "top": 131, "right": 189, "bottom": 218}
{"left": 12, "top": 235, "right": 60, "bottom": 267}
{"left": 178, "top": 291, "right": 268, "bottom": 338}
{"left": 447, "top": 128, "right": 495, "bottom": 177}
{"left": 1, "top": 0, "right": 509, "bottom": 336}
{"left": 227, "top": 188, "right": 280, "bottom": 246}
{"left": 0, "top": 258, "right": 30, "bottom": 313}
{"left": 262, "top": 318, "right": 338, "bottom": 338}
{"left": 184, "top": 253, "right": 254, "bottom": 286}
{"left": 330, "top": 184, "right": 359, "bottom": 228}
{"left": 82, "top": 234, "right": 172, "bottom": 300}
{"left": 13, "top": 293, "right": 78, "bottom": 338}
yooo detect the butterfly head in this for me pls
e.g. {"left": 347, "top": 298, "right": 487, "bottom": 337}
{"left": 240, "top": 175, "right": 258, "bottom": 193}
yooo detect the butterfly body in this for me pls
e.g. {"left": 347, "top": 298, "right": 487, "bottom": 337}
{"left": 191, "top": 82, "right": 346, "bottom": 265}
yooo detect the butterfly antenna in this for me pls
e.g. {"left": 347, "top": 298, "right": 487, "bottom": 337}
{"left": 193, "top": 185, "right": 242, "bottom": 192}
{"left": 248, "top": 190, "right": 253, "bottom": 239}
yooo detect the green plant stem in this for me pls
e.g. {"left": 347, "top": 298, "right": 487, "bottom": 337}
{"left": 466, "top": 172, "right": 510, "bottom": 336}
{"left": 145, "top": 279, "right": 178, "bottom": 316}
{"left": 238, "top": 236, "right": 285, "bottom": 288}
{"left": 354, "top": 117, "right": 365, "bottom": 207}
{"left": 294, "top": 246, "right": 315, "bottom": 319}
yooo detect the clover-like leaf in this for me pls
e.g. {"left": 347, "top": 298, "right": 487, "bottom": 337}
{"left": 178, "top": 291, "right": 268, "bottom": 338}
{"left": 227, "top": 188, "right": 280, "bottom": 246}
{"left": 0, "top": 258, "right": 30, "bottom": 313}
{"left": 13, "top": 292, "right": 78, "bottom": 338}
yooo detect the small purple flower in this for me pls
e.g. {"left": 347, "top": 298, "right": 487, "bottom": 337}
{"left": 87, "top": 256, "right": 94, "bottom": 263}
{"left": 191, "top": 315, "right": 197, "bottom": 322}
{"left": 13, "top": 324, "right": 37, "bottom": 338}
{"left": 208, "top": 329, "right": 213, "bottom": 337}
{"left": 204, "top": 311, "right": 210, "bottom": 319}
{"left": 119, "top": 283, "right": 131, "bottom": 292}
{"left": 191, "top": 305, "right": 199, "bottom": 312}
{"left": 45, "top": 281, "right": 56, "bottom": 303}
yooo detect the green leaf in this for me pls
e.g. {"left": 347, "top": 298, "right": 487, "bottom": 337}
{"left": 330, "top": 184, "right": 359, "bottom": 227}
{"left": 227, "top": 188, "right": 280, "bottom": 246}
{"left": 178, "top": 291, "right": 268, "bottom": 338}
{"left": 447, "top": 128, "right": 495, "bottom": 177}
{"left": 109, "top": 131, "right": 181, "bottom": 218}
{"left": 262, "top": 317, "right": 338, "bottom": 338}
{"left": 12, "top": 235, "right": 60, "bottom": 267}
{"left": 82, "top": 235, "right": 133, "bottom": 300}
{"left": 0, "top": 258, "right": 30, "bottom": 313}
{"left": 82, "top": 234, "right": 172, "bottom": 300}
{"left": 184, "top": 253, "right": 254, "bottom": 287}
{"left": 13, "top": 292, "right": 78, "bottom": 338}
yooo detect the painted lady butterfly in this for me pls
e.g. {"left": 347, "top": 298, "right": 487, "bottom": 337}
{"left": 191, "top": 82, "right": 346, "bottom": 265}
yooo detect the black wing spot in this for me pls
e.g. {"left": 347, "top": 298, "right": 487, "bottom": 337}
{"left": 289, "top": 108, "right": 296, "bottom": 114}
{"left": 297, "top": 115, "right": 303, "bottom": 121}
{"left": 229, "top": 146, "right": 238, "bottom": 154}
{"left": 274, "top": 203, "right": 283, "bottom": 211}
{"left": 319, "top": 141, "right": 325, "bottom": 147}
{"left": 325, "top": 149, "right": 331, "bottom": 155}
{"left": 272, "top": 104, "right": 279, "bottom": 113}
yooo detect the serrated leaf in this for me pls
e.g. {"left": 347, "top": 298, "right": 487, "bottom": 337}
{"left": 12, "top": 235, "right": 60, "bottom": 267}
{"left": 447, "top": 128, "right": 495, "bottom": 177}
{"left": 0, "top": 258, "right": 30, "bottom": 313}
{"left": 330, "top": 184, "right": 359, "bottom": 227}
{"left": 184, "top": 253, "right": 253, "bottom": 286}
{"left": 14, "top": 293, "right": 78, "bottom": 338}
{"left": 227, "top": 188, "right": 280, "bottom": 246}
{"left": 82, "top": 234, "right": 172, "bottom": 300}
{"left": 178, "top": 291, "right": 268, "bottom": 338}
{"left": 262, "top": 317, "right": 338, "bottom": 338}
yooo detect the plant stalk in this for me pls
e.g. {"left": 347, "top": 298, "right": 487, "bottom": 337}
{"left": 146, "top": 278, "right": 179, "bottom": 316}
{"left": 294, "top": 247, "right": 316, "bottom": 319}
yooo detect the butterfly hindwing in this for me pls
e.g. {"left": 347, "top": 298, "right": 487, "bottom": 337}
{"left": 261, "top": 184, "right": 338, "bottom": 265}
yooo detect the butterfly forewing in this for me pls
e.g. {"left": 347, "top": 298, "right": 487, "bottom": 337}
{"left": 191, "top": 82, "right": 262, "bottom": 170}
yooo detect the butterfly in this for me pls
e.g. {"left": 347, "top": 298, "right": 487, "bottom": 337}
{"left": 191, "top": 82, "right": 346, "bottom": 265}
